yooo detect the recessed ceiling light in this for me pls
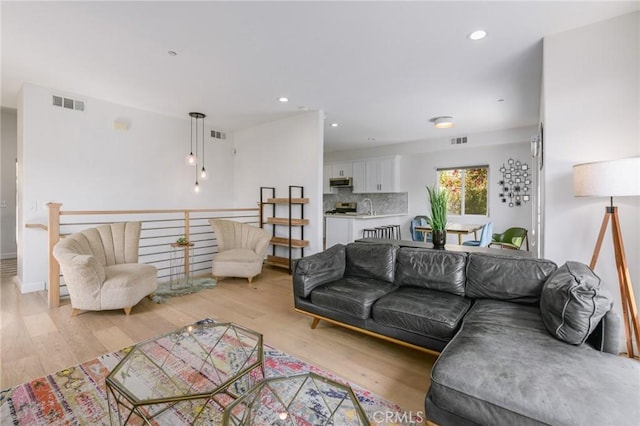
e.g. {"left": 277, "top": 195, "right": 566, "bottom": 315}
{"left": 168, "top": 51, "right": 177, "bottom": 56}
{"left": 278, "top": 97, "right": 289, "bottom": 103}
{"left": 430, "top": 116, "right": 455, "bottom": 129}
{"left": 467, "top": 30, "right": 487, "bottom": 41}
{"left": 331, "top": 123, "right": 339, "bottom": 127}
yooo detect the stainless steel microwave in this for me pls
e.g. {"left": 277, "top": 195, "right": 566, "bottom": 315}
{"left": 329, "top": 177, "right": 353, "bottom": 188}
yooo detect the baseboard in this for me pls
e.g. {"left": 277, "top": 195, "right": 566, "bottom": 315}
{"left": 0, "top": 252, "right": 17, "bottom": 260}
{"left": 20, "top": 280, "right": 46, "bottom": 293}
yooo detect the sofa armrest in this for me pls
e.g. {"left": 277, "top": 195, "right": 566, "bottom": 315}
{"left": 293, "top": 244, "right": 346, "bottom": 298}
{"left": 586, "top": 309, "right": 622, "bottom": 354}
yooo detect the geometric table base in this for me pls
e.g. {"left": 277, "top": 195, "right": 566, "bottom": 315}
{"left": 106, "top": 323, "right": 264, "bottom": 425}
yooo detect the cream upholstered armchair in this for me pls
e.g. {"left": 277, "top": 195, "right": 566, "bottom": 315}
{"left": 53, "top": 222, "right": 158, "bottom": 316}
{"left": 209, "top": 219, "right": 270, "bottom": 283}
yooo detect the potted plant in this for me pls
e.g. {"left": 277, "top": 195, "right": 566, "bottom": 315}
{"left": 176, "top": 236, "right": 190, "bottom": 246}
{"left": 426, "top": 185, "right": 449, "bottom": 249}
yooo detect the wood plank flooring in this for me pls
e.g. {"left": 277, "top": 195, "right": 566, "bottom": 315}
{"left": 0, "top": 262, "right": 435, "bottom": 416}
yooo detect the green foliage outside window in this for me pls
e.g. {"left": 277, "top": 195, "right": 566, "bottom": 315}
{"left": 438, "top": 167, "right": 488, "bottom": 216}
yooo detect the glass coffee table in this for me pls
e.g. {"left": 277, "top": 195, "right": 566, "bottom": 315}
{"left": 106, "top": 322, "right": 264, "bottom": 425}
{"left": 222, "top": 372, "right": 369, "bottom": 425}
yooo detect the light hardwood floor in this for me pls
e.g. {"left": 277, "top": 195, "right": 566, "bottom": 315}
{"left": 0, "top": 264, "right": 435, "bottom": 417}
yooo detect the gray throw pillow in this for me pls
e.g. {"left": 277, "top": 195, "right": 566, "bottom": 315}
{"left": 540, "top": 261, "right": 613, "bottom": 345}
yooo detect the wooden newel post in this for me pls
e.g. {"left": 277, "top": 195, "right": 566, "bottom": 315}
{"left": 47, "top": 202, "right": 63, "bottom": 308}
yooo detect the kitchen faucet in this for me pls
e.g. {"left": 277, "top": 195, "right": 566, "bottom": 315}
{"left": 362, "top": 198, "right": 374, "bottom": 215}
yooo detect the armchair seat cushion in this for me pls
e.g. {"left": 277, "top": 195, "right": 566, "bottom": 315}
{"left": 209, "top": 219, "right": 270, "bottom": 281}
{"left": 372, "top": 287, "right": 471, "bottom": 340}
{"left": 310, "top": 277, "right": 397, "bottom": 320}
{"left": 213, "top": 248, "right": 262, "bottom": 263}
{"left": 101, "top": 263, "right": 158, "bottom": 310}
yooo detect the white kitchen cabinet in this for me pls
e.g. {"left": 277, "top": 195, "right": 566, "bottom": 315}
{"left": 365, "top": 156, "right": 398, "bottom": 193}
{"left": 323, "top": 164, "right": 333, "bottom": 194}
{"left": 331, "top": 162, "right": 353, "bottom": 178}
{"left": 352, "top": 161, "right": 366, "bottom": 193}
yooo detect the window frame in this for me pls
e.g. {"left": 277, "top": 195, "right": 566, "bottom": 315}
{"left": 437, "top": 165, "right": 490, "bottom": 218}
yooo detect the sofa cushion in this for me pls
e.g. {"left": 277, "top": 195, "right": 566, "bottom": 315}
{"left": 345, "top": 243, "right": 398, "bottom": 283}
{"left": 429, "top": 299, "right": 640, "bottom": 426}
{"left": 540, "top": 261, "right": 613, "bottom": 345}
{"left": 293, "top": 244, "right": 346, "bottom": 298}
{"left": 465, "top": 253, "right": 557, "bottom": 304}
{"left": 310, "top": 277, "right": 397, "bottom": 320}
{"left": 395, "top": 248, "right": 467, "bottom": 296}
{"left": 372, "top": 287, "right": 471, "bottom": 340}
{"left": 213, "top": 248, "right": 262, "bottom": 263}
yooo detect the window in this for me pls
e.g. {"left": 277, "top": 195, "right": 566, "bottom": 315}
{"left": 438, "top": 166, "right": 489, "bottom": 216}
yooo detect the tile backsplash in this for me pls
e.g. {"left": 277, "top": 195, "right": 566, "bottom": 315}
{"left": 324, "top": 189, "right": 408, "bottom": 215}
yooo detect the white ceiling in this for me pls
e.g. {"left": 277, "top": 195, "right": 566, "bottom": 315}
{"left": 2, "top": 1, "right": 638, "bottom": 152}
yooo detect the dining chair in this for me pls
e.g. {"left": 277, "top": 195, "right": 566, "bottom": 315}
{"left": 462, "top": 221, "right": 493, "bottom": 247}
{"left": 410, "top": 216, "right": 430, "bottom": 242}
{"left": 489, "top": 227, "right": 529, "bottom": 250}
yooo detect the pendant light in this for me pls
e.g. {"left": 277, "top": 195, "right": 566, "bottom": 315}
{"left": 185, "top": 112, "right": 206, "bottom": 192}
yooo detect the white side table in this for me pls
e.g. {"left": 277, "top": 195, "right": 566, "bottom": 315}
{"left": 169, "top": 242, "right": 194, "bottom": 289}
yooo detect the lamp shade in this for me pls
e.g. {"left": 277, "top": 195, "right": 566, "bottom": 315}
{"left": 573, "top": 157, "right": 640, "bottom": 197}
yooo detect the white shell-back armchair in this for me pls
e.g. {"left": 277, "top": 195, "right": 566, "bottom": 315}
{"left": 209, "top": 219, "right": 270, "bottom": 283}
{"left": 53, "top": 222, "right": 158, "bottom": 316}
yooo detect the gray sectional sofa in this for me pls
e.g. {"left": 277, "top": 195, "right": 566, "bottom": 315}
{"left": 292, "top": 242, "right": 640, "bottom": 425}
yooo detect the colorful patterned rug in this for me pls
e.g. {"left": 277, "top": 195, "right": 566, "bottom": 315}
{"left": 0, "top": 319, "right": 421, "bottom": 425}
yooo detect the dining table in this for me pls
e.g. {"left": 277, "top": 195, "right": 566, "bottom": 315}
{"left": 415, "top": 223, "right": 483, "bottom": 245}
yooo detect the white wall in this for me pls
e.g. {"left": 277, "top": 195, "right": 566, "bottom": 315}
{"left": 18, "top": 83, "right": 236, "bottom": 291}
{"left": 1, "top": 108, "right": 18, "bottom": 259}
{"left": 233, "top": 111, "right": 324, "bottom": 256}
{"left": 543, "top": 12, "right": 640, "bottom": 313}
{"left": 326, "top": 126, "right": 537, "bottom": 246}
{"left": 399, "top": 142, "right": 534, "bottom": 245}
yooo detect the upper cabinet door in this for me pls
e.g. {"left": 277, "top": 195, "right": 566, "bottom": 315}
{"left": 378, "top": 157, "right": 398, "bottom": 192}
{"left": 331, "top": 162, "right": 353, "bottom": 178}
{"left": 323, "top": 164, "right": 333, "bottom": 194}
{"left": 352, "top": 161, "right": 366, "bottom": 193}
{"left": 365, "top": 157, "right": 398, "bottom": 192}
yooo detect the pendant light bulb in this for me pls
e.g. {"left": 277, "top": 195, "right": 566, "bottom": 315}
{"left": 200, "top": 166, "right": 208, "bottom": 180}
{"left": 185, "top": 152, "right": 197, "bottom": 166}
{"left": 194, "top": 180, "right": 200, "bottom": 193}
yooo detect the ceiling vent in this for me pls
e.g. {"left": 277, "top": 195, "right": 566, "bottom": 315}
{"left": 450, "top": 136, "right": 468, "bottom": 145}
{"left": 52, "top": 95, "right": 86, "bottom": 112}
{"left": 210, "top": 130, "right": 226, "bottom": 140}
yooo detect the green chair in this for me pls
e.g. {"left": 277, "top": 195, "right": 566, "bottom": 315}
{"left": 489, "top": 227, "right": 529, "bottom": 250}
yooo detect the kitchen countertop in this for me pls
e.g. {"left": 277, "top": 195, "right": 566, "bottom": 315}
{"left": 324, "top": 213, "right": 408, "bottom": 219}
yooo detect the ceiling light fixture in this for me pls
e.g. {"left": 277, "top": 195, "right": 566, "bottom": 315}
{"left": 331, "top": 123, "right": 339, "bottom": 127}
{"left": 430, "top": 116, "right": 455, "bottom": 129}
{"left": 468, "top": 30, "right": 487, "bottom": 41}
{"left": 278, "top": 97, "right": 289, "bottom": 103}
{"left": 185, "top": 112, "right": 207, "bottom": 193}
{"left": 168, "top": 51, "right": 177, "bottom": 56}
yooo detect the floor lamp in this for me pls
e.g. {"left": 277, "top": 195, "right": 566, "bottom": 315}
{"left": 573, "top": 157, "right": 640, "bottom": 359}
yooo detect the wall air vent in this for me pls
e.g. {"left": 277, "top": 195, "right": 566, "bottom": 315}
{"left": 210, "top": 130, "right": 226, "bottom": 140}
{"left": 52, "top": 95, "right": 86, "bottom": 112}
{"left": 450, "top": 136, "right": 468, "bottom": 145}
